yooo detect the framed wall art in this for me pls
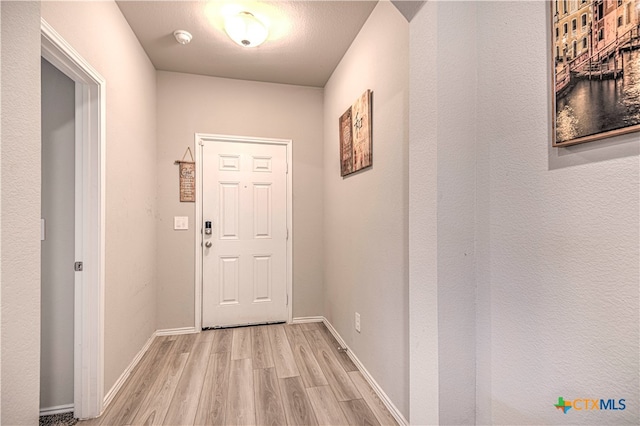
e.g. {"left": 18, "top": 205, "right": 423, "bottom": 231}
{"left": 339, "top": 89, "right": 372, "bottom": 176}
{"left": 175, "top": 147, "right": 195, "bottom": 202}
{"left": 551, "top": 0, "right": 640, "bottom": 147}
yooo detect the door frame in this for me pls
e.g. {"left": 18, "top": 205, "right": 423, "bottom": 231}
{"left": 194, "top": 133, "right": 293, "bottom": 329}
{"left": 41, "top": 19, "right": 106, "bottom": 419}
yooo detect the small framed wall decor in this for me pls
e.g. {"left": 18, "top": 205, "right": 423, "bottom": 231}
{"left": 175, "top": 147, "right": 195, "bottom": 202}
{"left": 551, "top": 0, "right": 640, "bottom": 147}
{"left": 339, "top": 89, "right": 372, "bottom": 176}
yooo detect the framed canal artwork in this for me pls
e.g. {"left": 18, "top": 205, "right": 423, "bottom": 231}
{"left": 551, "top": 0, "right": 640, "bottom": 147}
{"left": 339, "top": 90, "right": 372, "bottom": 176}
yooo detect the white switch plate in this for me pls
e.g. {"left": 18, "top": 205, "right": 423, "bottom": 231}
{"left": 174, "top": 216, "right": 189, "bottom": 230}
{"left": 355, "top": 312, "right": 361, "bottom": 333}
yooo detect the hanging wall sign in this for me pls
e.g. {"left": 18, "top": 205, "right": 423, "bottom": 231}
{"left": 175, "top": 147, "right": 195, "bottom": 202}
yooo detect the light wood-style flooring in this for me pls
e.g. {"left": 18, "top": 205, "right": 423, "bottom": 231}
{"left": 81, "top": 322, "right": 398, "bottom": 425}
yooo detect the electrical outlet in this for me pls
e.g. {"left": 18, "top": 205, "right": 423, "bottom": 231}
{"left": 355, "top": 312, "right": 361, "bottom": 333}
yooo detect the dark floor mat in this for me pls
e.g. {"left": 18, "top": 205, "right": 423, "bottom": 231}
{"left": 39, "top": 412, "right": 78, "bottom": 426}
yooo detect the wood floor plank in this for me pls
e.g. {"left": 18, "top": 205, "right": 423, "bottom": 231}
{"left": 231, "top": 327, "right": 253, "bottom": 360}
{"left": 307, "top": 385, "right": 349, "bottom": 425}
{"left": 211, "top": 328, "right": 233, "bottom": 353}
{"left": 225, "top": 358, "right": 256, "bottom": 425}
{"left": 317, "top": 323, "right": 358, "bottom": 372}
{"left": 304, "top": 330, "right": 361, "bottom": 402}
{"left": 299, "top": 321, "right": 322, "bottom": 331}
{"left": 194, "top": 352, "right": 231, "bottom": 425}
{"left": 90, "top": 323, "right": 391, "bottom": 426}
{"left": 130, "top": 352, "right": 189, "bottom": 425}
{"left": 268, "top": 324, "right": 300, "bottom": 378}
{"left": 97, "top": 339, "right": 174, "bottom": 425}
{"left": 347, "top": 371, "right": 397, "bottom": 426}
{"left": 128, "top": 337, "right": 171, "bottom": 378}
{"left": 196, "top": 328, "right": 217, "bottom": 342}
{"left": 251, "top": 326, "right": 274, "bottom": 369}
{"left": 163, "top": 340, "right": 212, "bottom": 425}
{"left": 285, "top": 324, "right": 328, "bottom": 387}
{"left": 76, "top": 416, "right": 102, "bottom": 426}
{"left": 339, "top": 399, "right": 381, "bottom": 426}
{"left": 279, "top": 376, "right": 318, "bottom": 426}
{"left": 173, "top": 333, "right": 198, "bottom": 354}
{"left": 253, "top": 368, "right": 286, "bottom": 426}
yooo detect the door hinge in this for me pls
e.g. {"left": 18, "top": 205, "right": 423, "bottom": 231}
{"left": 74, "top": 261, "right": 83, "bottom": 272}
{"left": 286, "top": 293, "right": 289, "bottom": 306}
{"left": 286, "top": 228, "right": 289, "bottom": 240}
{"left": 286, "top": 162, "right": 289, "bottom": 174}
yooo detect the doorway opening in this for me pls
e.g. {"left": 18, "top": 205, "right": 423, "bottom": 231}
{"left": 41, "top": 19, "right": 105, "bottom": 420}
{"left": 40, "top": 55, "right": 75, "bottom": 417}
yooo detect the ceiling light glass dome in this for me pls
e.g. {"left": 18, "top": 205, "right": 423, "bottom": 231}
{"left": 224, "top": 11, "right": 268, "bottom": 48}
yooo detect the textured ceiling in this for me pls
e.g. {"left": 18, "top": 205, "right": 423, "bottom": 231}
{"left": 117, "top": 1, "right": 379, "bottom": 88}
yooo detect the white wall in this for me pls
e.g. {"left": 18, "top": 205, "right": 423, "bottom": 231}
{"left": 40, "top": 58, "right": 75, "bottom": 410}
{"left": 0, "top": 2, "right": 2, "bottom": 422}
{"left": 41, "top": 0, "right": 158, "bottom": 395}
{"left": 0, "top": 1, "right": 2, "bottom": 420}
{"left": 410, "top": 1, "right": 639, "bottom": 424}
{"left": 1, "top": 2, "right": 42, "bottom": 424}
{"left": 323, "top": 0, "right": 409, "bottom": 418}
{"left": 156, "top": 71, "right": 324, "bottom": 329}
{"left": 434, "top": 2, "right": 478, "bottom": 424}
{"left": 476, "top": 2, "right": 639, "bottom": 424}
{"left": 408, "top": 2, "right": 439, "bottom": 423}
{"left": 409, "top": 2, "right": 478, "bottom": 423}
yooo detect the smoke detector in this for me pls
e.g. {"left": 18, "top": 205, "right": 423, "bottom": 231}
{"left": 173, "top": 30, "right": 192, "bottom": 45}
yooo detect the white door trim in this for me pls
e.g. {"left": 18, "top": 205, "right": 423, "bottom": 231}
{"left": 195, "top": 133, "right": 293, "bottom": 329}
{"left": 41, "top": 19, "right": 106, "bottom": 419}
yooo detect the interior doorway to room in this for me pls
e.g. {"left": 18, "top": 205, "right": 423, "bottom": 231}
{"left": 40, "top": 57, "right": 76, "bottom": 417}
{"left": 197, "top": 134, "right": 293, "bottom": 329}
{"left": 41, "top": 20, "right": 105, "bottom": 420}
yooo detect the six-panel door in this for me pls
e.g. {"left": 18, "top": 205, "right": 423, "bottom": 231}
{"left": 202, "top": 141, "right": 288, "bottom": 328}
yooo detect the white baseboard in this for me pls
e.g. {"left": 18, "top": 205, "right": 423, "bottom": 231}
{"left": 291, "top": 316, "right": 324, "bottom": 324}
{"left": 156, "top": 326, "right": 198, "bottom": 336}
{"left": 40, "top": 403, "right": 74, "bottom": 416}
{"left": 321, "top": 317, "right": 409, "bottom": 426}
{"left": 103, "top": 331, "right": 157, "bottom": 409}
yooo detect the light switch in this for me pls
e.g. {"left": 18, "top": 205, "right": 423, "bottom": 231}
{"left": 174, "top": 216, "right": 189, "bottom": 230}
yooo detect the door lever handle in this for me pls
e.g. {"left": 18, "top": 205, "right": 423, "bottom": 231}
{"left": 205, "top": 241, "right": 212, "bottom": 248}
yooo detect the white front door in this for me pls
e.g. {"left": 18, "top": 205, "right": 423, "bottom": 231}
{"left": 202, "top": 139, "right": 289, "bottom": 328}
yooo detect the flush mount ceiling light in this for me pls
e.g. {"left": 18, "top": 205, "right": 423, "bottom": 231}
{"left": 173, "top": 30, "right": 192, "bottom": 45}
{"left": 224, "top": 11, "right": 268, "bottom": 47}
